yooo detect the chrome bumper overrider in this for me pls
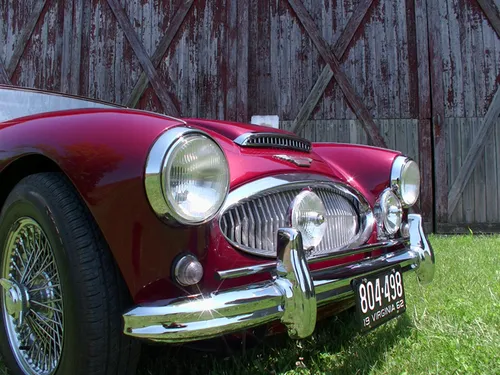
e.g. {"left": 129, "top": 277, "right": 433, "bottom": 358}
{"left": 123, "top": 214, "right": 435, "bottom": 343}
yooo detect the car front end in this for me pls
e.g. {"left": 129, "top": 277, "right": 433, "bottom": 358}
{"left": 121, "top": 122, "right": 435, "bottom": 343}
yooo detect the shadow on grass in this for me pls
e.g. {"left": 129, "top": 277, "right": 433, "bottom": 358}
{"left": 137, "top": 309, "right": 415, "bottom": 375}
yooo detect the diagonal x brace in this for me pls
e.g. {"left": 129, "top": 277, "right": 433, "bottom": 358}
{"left": 448, "top": 85, "right": 500, "bottom": 215}
{"left": 126, "top": 0, "right": 195, "bottom": 108}
{"left": 287, "top": 0, "right": 386, "bottom": 148}
{"left": 106, "top": 0, "right": 180, "bottom": 116}
{"left": 292, "top": 0, "right": 375, "bottom": 135}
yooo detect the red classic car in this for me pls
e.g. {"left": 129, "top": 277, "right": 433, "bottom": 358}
{"left": 0, "top": 86, "right": 434, "bottom": 375}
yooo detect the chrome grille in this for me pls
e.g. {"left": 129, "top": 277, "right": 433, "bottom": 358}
{"left": 220, "top": 186, "right": 360, "bottom": 258}
{"left": 234, "top": 132, "right": 312, "bottom": 152}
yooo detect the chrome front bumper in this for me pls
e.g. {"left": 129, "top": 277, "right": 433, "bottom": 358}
{"left": 123, "top": 214, "right": 435, "bottom": 343}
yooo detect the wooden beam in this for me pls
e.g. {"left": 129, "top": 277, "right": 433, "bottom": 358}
{"left": 426, "top": 0, "right": 447, "bottom": 224}
{"left": 287, "top": 0, "right": 387, "bottom": 148}
{"left": 236, "top": 1, "right": 249, "bottom": 123}
{"left": 414, "top": 0, "right": 433, "bottom": 229}
{"left": 332, "top": 0, "right": 374, "bottom": 58}
{"left": 476, "top": 0, "right": 500, "bottom": 37}
{"left": 292, "top": 68, "right": 333, "bottom": 134}
{"left": 69, "top": 0, "right": 84, "bottom": 95}
{"left": 126, "top": 0, "right": 194, "bottom": 108}
{"left": 292, "top": 0, "right": 375, "bottom": 135}
{"left": 6, "top": 0, "right": 47, "bottom": 77}
{"left": 448, "top": 85, "right": 500, "bottom": 215}
{"left": 60, "top": 0, "right": 74, "bottom": 93}
{"left": 414, "top": 0, "right": 431, "bottom": 120}
{"left": 106, "top": 0, "right": 180, "bottom": 116}
{"left": 0, "top": 61, "right": 11, "bottom": 84}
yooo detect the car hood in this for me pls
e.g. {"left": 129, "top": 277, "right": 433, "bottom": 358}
{"left": 182, "top": 118, "right": 400, "bottom": 207}
{"left": 182, "top": 118, "right": 292, "bottom": 140}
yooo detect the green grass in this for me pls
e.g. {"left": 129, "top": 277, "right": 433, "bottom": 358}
{"left": 1, "top": 235, "right": 499, "bottom": 374}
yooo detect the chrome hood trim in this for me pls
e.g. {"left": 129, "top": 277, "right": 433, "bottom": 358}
{"left": 234, "top": 132, "right": 312, "bottom": 152}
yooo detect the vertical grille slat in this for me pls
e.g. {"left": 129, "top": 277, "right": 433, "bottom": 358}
{"left": 221, "top": 186, "right": 360, "bottom": 258}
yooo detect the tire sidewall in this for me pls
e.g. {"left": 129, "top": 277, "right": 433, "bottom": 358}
{"left": 0, "top": 179, "right": 89, "bottom": 375}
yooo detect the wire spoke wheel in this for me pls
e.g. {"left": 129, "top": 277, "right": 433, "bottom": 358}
{"left": 1, "top": 217, "right": 64, "bottom": 375}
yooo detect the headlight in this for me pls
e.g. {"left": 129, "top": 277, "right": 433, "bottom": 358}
{"left": 290, "top": 190, "right": 327, "bottom": 248}
{"left": 377, "top": 189, "right": 402, "bottom": 235}
{"left": 391, "top": 156, "right": 420, "bottom": 207}
{"left": 145, "top": 127, "right": 229, "bottom": 224}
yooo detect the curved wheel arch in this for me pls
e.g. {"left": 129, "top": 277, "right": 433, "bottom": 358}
{"left": 0, "top": 157, "right": 131, "bottom": 301}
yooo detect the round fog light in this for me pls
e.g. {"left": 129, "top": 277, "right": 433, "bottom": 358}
{"left": 174, "top": 254, "right": 204, "bottom": 286}
{"left": 290, "top": 190, "right": 327, "bottom": 248}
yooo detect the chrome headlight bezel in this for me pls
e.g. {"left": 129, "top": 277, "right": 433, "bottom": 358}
{"left": 390, "top": 156, "right": 420, "bottom": 207}
{"left": 145, "top": 126, "right": 230, "bottom": 225}
{"left": 375, "top": 188, "right": 403, "bottom": 236}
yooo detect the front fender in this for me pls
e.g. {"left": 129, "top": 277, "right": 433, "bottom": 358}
{"left": 312, "top": 143, "right": 401, "bottom": 207}
{"left": 0, "top": 109, "right": 207, "bottom": 302}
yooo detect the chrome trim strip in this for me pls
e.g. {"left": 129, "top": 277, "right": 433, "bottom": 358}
{"left": 216, "top": 262, "right": 277, "bottom": 280}
{"left": 123, "top": 215, "right": 435, "bottom": 343}
{"left": 219, "top": 174, "right": 375, "bottom": 258}
{"left": 234, "top": 132, "right": 312, "bottom": 152}
{"left": 144, "top": 126, "right": 229, "bottom": 225}
{"left": 215, "top": 239, "right": 407, "bottom": 280}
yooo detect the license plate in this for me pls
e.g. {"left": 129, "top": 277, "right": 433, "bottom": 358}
{"left": 352, "top": 267, "right": 406, "bottom": 332}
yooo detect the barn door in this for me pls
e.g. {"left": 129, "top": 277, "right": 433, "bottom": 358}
{"left": 278, "top": 0, "right": 434, "bottom": 231}
{"left": 428, "top": 0, "right": 500, "bottom": 233}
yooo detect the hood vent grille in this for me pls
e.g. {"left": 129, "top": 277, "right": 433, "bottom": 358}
{"left": 234, "top": 132, "right": 312, "bottom": 153}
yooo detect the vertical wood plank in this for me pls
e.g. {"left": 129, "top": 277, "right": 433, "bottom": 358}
{"left": 406, "top": 0, "right": 419, "bottom": 118}
{"left": 484, "top": 118, "right": 498, "bottom": 222}
{"left": 495, "top": 121, "right": 500, "bottom": 220}
{"left": 60, "top": 0, "right": 74, "bottom": 93}
{"left": 418, "top": 119, "right": 434, "bottom": 225}
{"left": 414, "top": 0, "right": 431, "bottom": 119}
{"left": 69, "top": 0, "right": 83, "bottom": 95}
{"left": 471, "top": 6, "right": 486, "bottom": 117}
{"left": 226, "top": 0, "right": 238, "bottom": 120}
{"left": 462, "top": 0, "right": 476, "bottom": 118}
{"left": 427, "top": 0, "right": 447, "bottom": 225}
{"left": 236, "top": 0, "right": 249, "bottom": 123}
{"left": 448, "top": 118, "right": 463, "bottom": 222}
{"left": 461, "top": 119, "right": 474, "bottom": 222}
{"left": 472, "top": 117, "right": 487, "bottom": 222}
{"left": 413, "top": 0, "right": 434, "bottom": 227}
{"left": 449, "top": 0, "right": 466, "bottom": 118}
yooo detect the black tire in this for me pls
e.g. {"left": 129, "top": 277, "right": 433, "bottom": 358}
{"left": 0, "top": 172, "right": 140, "bottom": 375}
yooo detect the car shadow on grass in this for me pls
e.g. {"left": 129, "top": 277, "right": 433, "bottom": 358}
{"left": 137, "top": 309, "right": 414, "bottom": 375}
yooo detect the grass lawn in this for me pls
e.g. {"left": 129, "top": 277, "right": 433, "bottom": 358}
{"left": 1, "top": 235, "right": 499, "bottom": 374}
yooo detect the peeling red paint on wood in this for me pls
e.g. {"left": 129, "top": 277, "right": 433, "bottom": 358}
{"left": 1, "top": 0, "right": 499, "bottom": 230}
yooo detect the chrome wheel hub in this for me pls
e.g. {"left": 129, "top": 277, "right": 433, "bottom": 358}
{"left": 1, "top": 218, "right": 64, "bottom": 375}
{"left": 0, "top": 278, "right": 30, "bottom": 324}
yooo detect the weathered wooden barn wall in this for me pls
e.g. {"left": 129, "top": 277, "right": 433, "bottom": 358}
{"left": 428, "top": 0, "right": 500, "bottom": 232}
{"left": 0, "top": 0, "right": 499, "bottom": 233}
